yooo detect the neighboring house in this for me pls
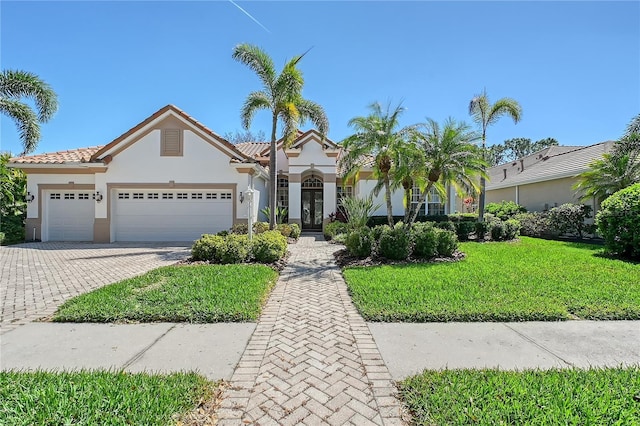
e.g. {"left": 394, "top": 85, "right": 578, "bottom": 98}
{"left": 481, "top": 141, "right": 615, "bottom": 213}
{"left": 9, "top": 105, "right": 457, "bottom": 242}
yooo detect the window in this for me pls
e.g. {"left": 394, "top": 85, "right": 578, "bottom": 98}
{"left": 336, "top": 185, "right": 353, "bottom": 216}
{"left": 78, "top": 193, "right": 89, "bottom": 200}
{"left": 118, "top": 193, "right": 130, "bottom": 199}
{"left": 162, "top": 193, "right": 174, "bottom": 199}
{"left": 427, "top": 187, "right": 445, "bottom": 216}
{"left": 147, "top": 193, "right": 159, "bottom": 199}
{"left": 132, "top": 193, "right": 144, "bottom": 199}
{"left": 220, "top": 193, "right": 232, "bottom": 200}
{"left": 206, "top": 193, "right": 217, "bottom": 199}
{"left": 277, "top": 177, "right": 289, "bottom": 209}
{"left": 64, "top": 193, "right": 75, "bottom": 200}
{"left": 50, "top": 193, "right": 61, "bottom": 200}
{"left": 161, "top": 129, "right": 183, "bottom": 156}
{"left": 302, "top": 176, "right": 322, "bottom": 188}
{"left": 410, "top": 184, "right": 426, "bottom": 217}
{"left": 177, "top": 193, "right": 188, "bottom": 200}
{"left": 191, "top": 193, "right": 203, "bottom": 199}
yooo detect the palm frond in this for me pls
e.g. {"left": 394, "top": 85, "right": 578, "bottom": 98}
{"left": 232, "top": 44, "right": 276, "bottom": 92}
{"left": 296, "top": 99, "right": 329, "bottom": 136}
{"left": 0, "top": 69, "right": 58, "bottom": 122}
{"left": 240, "top": 91, "right": 272, "bottom": 130}
{"left": 0, "top": 98, "right": 40, "bottom": 155}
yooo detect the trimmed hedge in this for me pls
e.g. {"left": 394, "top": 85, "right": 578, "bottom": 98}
{"left": 191, "top": 231, "right": 287, "bottom": 264}
{"left": 345, "top": 228, "right": 374, "bottom": 258}
{"left": 252, "top": 231, "right": 288, "bottom": 263}
{"left": 378, "top": 224, "right": 412, "bottom": 260}
{"left": 596, "top": 183, "right": 640, "bottom": 259}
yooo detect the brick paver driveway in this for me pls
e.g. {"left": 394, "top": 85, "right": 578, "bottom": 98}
{"left": 1, "top": 242, "right": 190, "bottom": 333}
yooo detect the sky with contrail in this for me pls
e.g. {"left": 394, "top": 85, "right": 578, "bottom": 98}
{"left": 228, "top": 0, "right": 271, "bottom": 33}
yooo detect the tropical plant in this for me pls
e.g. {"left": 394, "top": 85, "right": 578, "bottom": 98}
{"left": 624, "top": 113, "right": 640, "bottom": 137}
{"left": 573, "top": 147, "right": 640, "bottom": 203}
{"left": 339, "top": 102, "right": 409, "bottom": 226}
{"left": 0, "top": 70, "right": 58, "bottom": 155}
{"left": 408, "top": 117, "right": 487, "bottom": 224}
{"left": 596, "top": 183, "right": 640, "bottom": 259}
{"left": 233, "top": 44, "right": 328, "bottom": 229}
{"left": 1, "top": 153, "right": 26, "bottom": 244}
{"left": 341, "top": 194, "right": 381, "bottom": 230}
{"left": 468, "top": 89, "right": 522, "bottom": 220}
{"left": 260, "top": 206, "right": 288, "bottom": 224}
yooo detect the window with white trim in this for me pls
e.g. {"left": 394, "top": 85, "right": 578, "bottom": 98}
{"left": 427, "top": 187, "right": 445, "bottom": 215}
{"left": 411, "top": 184, "right": 426, "bottom": 216}
{"left": 277, "top": 177, "right": 289, "bottom": 209}
{"left": 336, "top": 185, "right": 353, "bottom": 215}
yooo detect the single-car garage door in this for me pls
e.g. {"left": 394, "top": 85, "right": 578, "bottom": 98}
{"left": 46, "top": 191, "right": 95, "bottom": 241}
{"left": 113, "top": 190, "right": 233, "bottom": 241}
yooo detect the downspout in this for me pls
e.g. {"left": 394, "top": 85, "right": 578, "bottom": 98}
{"left": 515, "top": 185, "right": 519, "bottom": 205}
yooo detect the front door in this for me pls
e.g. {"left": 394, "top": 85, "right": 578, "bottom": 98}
{"left": 301, "top": 189, "right": 323, "bottom": 230}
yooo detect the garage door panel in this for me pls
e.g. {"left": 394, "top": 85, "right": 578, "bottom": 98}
{"left": 47, "top": 192, "right": 94, "bottom": 241}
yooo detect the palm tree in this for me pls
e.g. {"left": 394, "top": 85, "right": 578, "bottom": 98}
{"left": 389, "top": 140, "right": 425, "bottom": 223}
{"left": 409, "top": 117, "right": 487, "bottom": 225}
{"left": 469, "top": 89, "right": 522, "bottom": 221}
{"left": 233, "top": 44, "right": 328, "bottom": 229}
{"left": 574, "top": 147, "right": 640, "bottom": 204}
{"left": 0, "top": 69, "right": 58, "bottom": 156}
{"left": 339, "top": 102, "right": 408, "bottom": 226}
{"left": 625, "top": 113, "right": 640, "bottom": 137}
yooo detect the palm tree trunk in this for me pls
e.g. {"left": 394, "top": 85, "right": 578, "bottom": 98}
{"left": 384, "top": 175, "right": 393, "bottom": 226}
{"left": 403, "top": 188, "right": 411, "bottom": 223}
{"left": 269, "top": 114, "right": 278, "bottom": 230}
{"left": 478, "top": 132, "right": 487, "bottom": 222}
{"left": 409, "top": 182, "right": 433, "bottom": 225}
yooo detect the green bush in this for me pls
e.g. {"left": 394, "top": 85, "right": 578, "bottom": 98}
{"left": 231, "top": 223, "right": 248, "bottom": 234}
{"left": 485, "top": 200, "right": 527, "bottom": 220}
{"left": 253, "top": 222, "right": 270, "bottom": 234}
{"left": 332, "top": 232, "right": 347, "bottom": 244}
{"left": 0, "top": 232, "right": 4, "bottom": 245}
{"left": 504, "top": 219, "right": 521, "bottom": 240}
{"left": 548, "top": 203, "right": 593, "bottom": 239}
{"left": 191, "top": 234, "right": 225, "bottom": 262}
{"left": 435, "top": 221, "right": 456, "bottom": 232}
{"left": 324, "top": 221, "right": 349, "bottom": 240}
{"left": 0, "top": 214, "right": 25, "bottom": 245}
{"left": 596, "top": 183, "right": 640, "bottom": 259}
{"left": 514, "top": 212, "right": 553, "bottom": 237}
{"left": 412, "top": 223, "right": 438, "bottom": 259}
{"left": 252, "top": 230, "right": 287, "bottom": 263}
{"left": 371, "top": 224, "right": 391, "bottom": 243}
{"left": 435, "top": 229, "right": 458, "bottom": 257}
{"left": 276, "top": 223, "right": 292, "bottom": 238}
{"left": 454, "top": 221, "right": 475, "bottom": 241}
{"left": 475, "top": 221, "right": 489, "bottom": 240}
{"left": 490, "top": 221, "right": 506, "bottom": 241}
{"left": 289, "top": 223, "right": 301, "bottom": 240}
{"left": 220, "top": 234, "right": 250, "bottom": 264}
{"left": 378, "top": 224, "right": 412, "bottom": 260}
{"left": 345, "top": 228, "right": 373, "bottom": 258}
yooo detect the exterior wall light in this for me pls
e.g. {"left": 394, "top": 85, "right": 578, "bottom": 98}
{"left": 26, "top": 192, "right": 35, "bottom": 203}
{"left": 239, "top": 191, "right": 244, "bottom": 203}
{"left": 93, "top": 191, "right": 103, "bottom": 202}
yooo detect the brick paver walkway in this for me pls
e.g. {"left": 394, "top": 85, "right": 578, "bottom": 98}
{"left": 218, "top": 235, "right": 406, "bottom": 425}
{"left": 0, "top": 242, "right": 190, "bottom": 333}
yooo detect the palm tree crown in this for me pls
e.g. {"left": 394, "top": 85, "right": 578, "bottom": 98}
{"left": 339, "top": 102, "right": 408, "bottom": 226}
{"left": 233, "top": 44, "right": 328, "bottom": 228}
{"left": 408, "top": 117, "right": 487, "bottom": 224}
{"left": 0, "top": 69, "right": 58, "bottom": 155}
{"left": 468, "top": 89, "right": 522, "bottom": 220}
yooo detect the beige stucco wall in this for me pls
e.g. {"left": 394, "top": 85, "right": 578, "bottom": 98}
{"left": 486, "top": 187, "right": 517, "bottom": 206}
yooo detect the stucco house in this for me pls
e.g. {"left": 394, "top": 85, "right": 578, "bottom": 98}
{"left": 482, "top": 141, "right": 615, "bottom": 213}
{"left": 10, "top": 105, "right": 455, "bottom": 242}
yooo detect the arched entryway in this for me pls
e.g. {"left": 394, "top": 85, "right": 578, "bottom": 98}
{"left": 301, "top": 176, "right": 323, "bottom": 230}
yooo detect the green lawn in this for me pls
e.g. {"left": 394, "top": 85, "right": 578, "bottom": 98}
{"left": 400, "top": 367, "right": 640, "bottom": 425}
{"left": 54, "top": 264, "right": 278, "bottom": 323}
{"left": 0, "top": 370, "right": 213, "bottom": 426}
{"left": 343, "top": 237, "right": 640, "bottom": 322}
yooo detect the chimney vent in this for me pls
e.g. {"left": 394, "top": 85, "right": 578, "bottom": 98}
{"left": 520, "top": 159, "right": 524, "bottom": 172}
{"left": 503, "top": 168, "right": 507, "bottom": 179}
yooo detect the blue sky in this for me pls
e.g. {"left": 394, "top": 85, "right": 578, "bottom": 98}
{"left": 1, "top": 1, "right": 639, "bottom": 156}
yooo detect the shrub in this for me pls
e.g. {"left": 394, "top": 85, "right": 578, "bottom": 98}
{"left": 485, "top": 201, "right": 527, "bottom": 220}
{"left": 253, "top": 222, "right": 270, "bottom": 234}
{"left": 191, "top": 234, "right": 225, "bottom": 262}
{"left": 0, "top": 214, "right": 25, "bottom": 245}
{"left": 514, "top": 212, "right": 553, "bottom": 237}
{"left": 324, "top": 221, "right": 349, "bottom": 240}
{"left": 252, "top": 230, "right": 287, "bottom": 263}
{"left": 289, "top": 223, "right": 301, "bottom": 240}
{"left": 276, "top": 223, "right": 292, "bottom": 238}
{"left": 448, "top": 213, "right": 478, "bottom": 222}
{"left": 435, "top": 221, "right": 456, "bottom": 232}
{"left": 378, "top": 224, "right": 412, "bottom": 260}
{"left": 490, "top": 221, "right": 506, "bottom": 241}
{"left": 412, "top": 223, "right": 438, "bottom": 258}
{"left": 231, "top": 223, "right": 248, "bottom": 234}
{"left": 220, "top": 234, "right": 250, "bottom": 264}
{"left": 332, "top": 232, "right": 347, "bottom": 244}
{"left": 454, "top": 221, "right": 475, "bottom": 241}
{"left": 345, "top": 228, "right": 373, "bottom": 258}
{"left": 435, "top": 229, "right": 458, "bottom": 257}
{"left": 474, "top": 221, "right": 489, "bottom": 240}
{"left": 548, "top": 203, "right": 593, "bottom": 239}
{"left": 596, "top": 183, "right": 640, "bottom": 259}
{"left": 0, "top": 231, "right": 5, "bottom": 245}
{"left": 504, "top": 219, "right": 521, "bottom": 240}
{"left": 371, "top": 224, "right": 391, "bottom": 243}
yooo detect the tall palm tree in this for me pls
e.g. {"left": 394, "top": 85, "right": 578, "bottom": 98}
{"left": 233, "top": 44, "right": 328, "bottom": 229}
{"left": 0, "top": 69, "right": 58, "bottom": 155}
{"left": 469, "top": 89, "right": 522, "bottom": 220}
{"left": 339, "top": 102, "right": 407, "bottom": 226}
{"left": 409, "top": 117, "right": 487, "bottom": 225}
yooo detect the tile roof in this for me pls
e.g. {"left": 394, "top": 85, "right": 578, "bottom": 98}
{"left": 10, "top": 146, "right": 105, "bottom": 164}
{"left": 487, "top": 142, "right": 615, "bottom": 190}
{"left": 236, "top": 142, "right": 270, "bottom": 157}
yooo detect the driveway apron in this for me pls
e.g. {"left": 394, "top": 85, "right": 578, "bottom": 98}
{"left": 217, "top": 235, "right": 405, "bottom": 425}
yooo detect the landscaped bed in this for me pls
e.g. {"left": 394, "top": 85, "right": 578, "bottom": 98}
{"left": 53, "top": 265, "right": 278, "bottom": 323}
{"left": 0, "top": 370, "right": 217, "bottom": 425}
{"left": 343, "top": 237, "right": 640, "bottom": 322}
{"left": 399, "top": 367, "right": 640, "bottom": 425}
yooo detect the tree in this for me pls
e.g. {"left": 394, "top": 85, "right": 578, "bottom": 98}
{"left": 625, "top": 113, "right": 640, "bottom": 137}
{"left": 339, "top": 102, "right": 408, "bottom": 226}
{"left": 468, "top": 89, "right": 522, "bottom": 220}
{"left": 0, "top": 70, "right": 58, "bottom": 155}
{"left": 408, "top": 117, "right": 487, "bottom": 224}
{"left": 0, "top": 153, "right": 27, "bottom": 244}
{"left": 223, "top": 129, "right": 267, "bottom": 143}
{"left": 233, "top": 44, "right": 328, "bottom": 229}
{"left": 486, "top": 144, "right": 507, "bottom": 166}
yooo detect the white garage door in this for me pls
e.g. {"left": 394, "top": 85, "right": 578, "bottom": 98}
{"left": 113, "top": 190, "right": 233, "bottom": 241}
{"left": 47, "top": 191, "right": 95, "bottom": 241}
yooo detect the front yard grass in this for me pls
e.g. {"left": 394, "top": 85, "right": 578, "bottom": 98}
{"left": 343, "top": 237, "right": 640, "bottom": 322}
{"left": 53, "top": 264, "right": 278, "bottom": 323}
{"left": 400, "top": 367, "right": 640, "bottom": 425}
{"left": 0, "top": 370, "right": 214, "bottom": 425}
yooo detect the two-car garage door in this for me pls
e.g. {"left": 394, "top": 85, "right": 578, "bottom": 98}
{"left": 113, "top": 190, "right": 233, "bottom": 241}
